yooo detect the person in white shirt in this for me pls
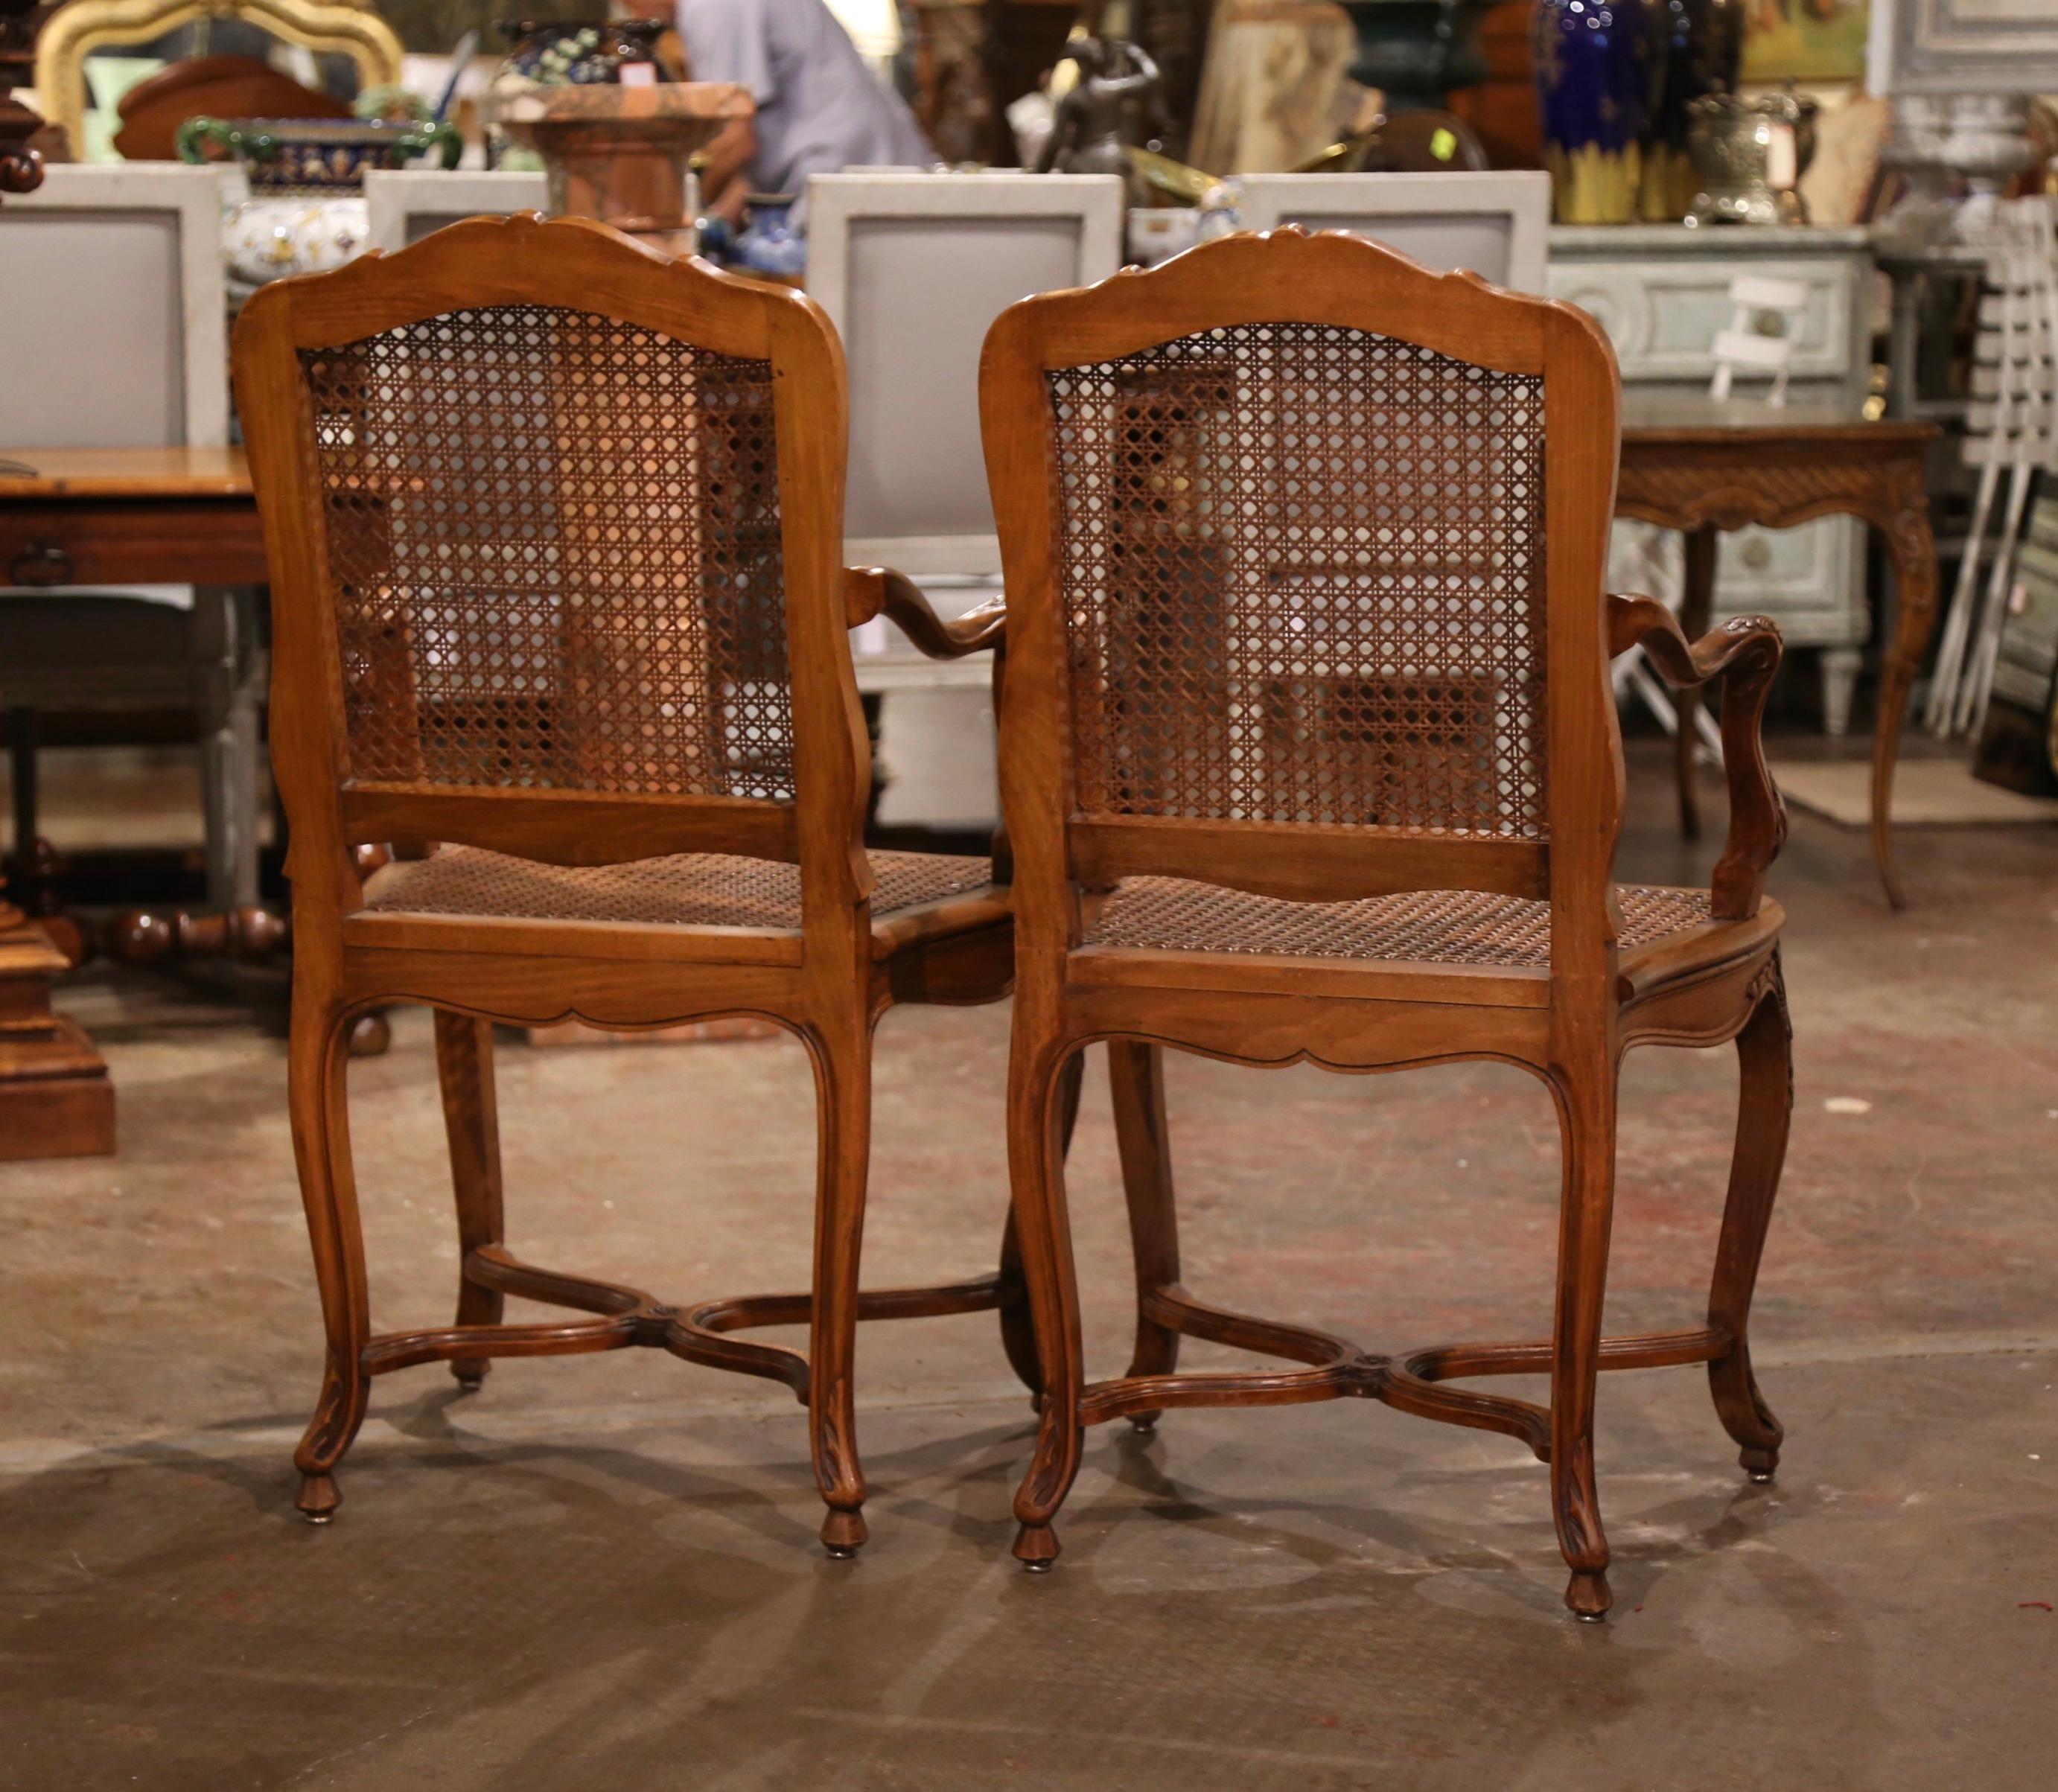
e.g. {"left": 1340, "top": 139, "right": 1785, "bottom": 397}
{"left": 675, "top": 0, "right": 934, "bottom": 225}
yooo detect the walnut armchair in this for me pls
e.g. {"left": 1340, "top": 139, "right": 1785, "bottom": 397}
{"left": 235, "top": 213, "right": 1167, "bottom": 1555}
{"left": 982, "top": 229, "right": 1793, "bottom": 1620}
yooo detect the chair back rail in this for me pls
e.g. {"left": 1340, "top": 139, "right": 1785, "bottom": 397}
{"left": 235, "top": 214, "right": 869, "bottom": 937}
{"left": 980, "top": 229, "right": 1625, "bottom": 986}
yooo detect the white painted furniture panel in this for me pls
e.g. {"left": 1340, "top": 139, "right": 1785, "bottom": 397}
{"left": 1547, "top": 254, "right": 1861, "bottom": 383}
{"left": 809, "top": 170, "right": 1125, "bottom": 576}
{"left": 0, "top": 164, "right": 229, "bottom": 450}
{"left": 363, "top": 170, "right": 551, "bottom": 252}
{"left": 1236, "top": 170, "right": 1552, "bottom": 294}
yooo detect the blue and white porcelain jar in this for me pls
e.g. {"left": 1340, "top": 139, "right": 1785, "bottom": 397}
{"left": 734, "top": 194, "right": 808, "bottom": 279}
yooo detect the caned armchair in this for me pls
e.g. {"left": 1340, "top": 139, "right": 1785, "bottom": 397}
{"left": 981, "top": 229, "right": 1791, "bottom": 1620}
{"left": 234, "top": 214, "right": 1168, "bottom": 1553}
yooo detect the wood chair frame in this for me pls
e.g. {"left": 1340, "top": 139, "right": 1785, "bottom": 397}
{"left": 981, "top": 230, "right": 1793, "bottom": 1620}
{"left": 235, "top": 214, "right": 1164, "bottom": 1554}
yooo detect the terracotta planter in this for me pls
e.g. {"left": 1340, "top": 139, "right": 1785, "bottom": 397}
{"left": 483, "top": 81, "right": 752, "bottom": 253}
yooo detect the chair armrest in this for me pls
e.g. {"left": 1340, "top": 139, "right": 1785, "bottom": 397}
{"left": 844, "top": 566, "right": 1005, "bottom": 659}
{"left": 1608, "top": 593, "right": 1787, "bottom": 920}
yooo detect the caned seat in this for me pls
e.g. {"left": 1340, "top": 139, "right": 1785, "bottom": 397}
{"left": 1083, "top": 880, "right": 1721, "bottom": 967}
{"left": 984, "top": 229, "right": 1794, "bottom": 1621}
{"left": 363, "top": 846, "right": 1000, "bottom": 948}
{"left": 236, "top": 214, "right": 1170, "bottom": 1557}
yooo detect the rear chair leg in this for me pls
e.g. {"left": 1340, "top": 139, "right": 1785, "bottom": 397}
{"left": 808, "top": 1022, "right": 873, "bottom": 1558}
{"left": 1708, "top": 957, "right": 1791, "bottom": 1482}
{"left": 433, "top": 1011, "right": 505, "bottom": 1391}
{"left": 1009, "top": 1039, "right": 1088, "bottom": 1572}
{"left": 1109, "top": 1042, "right": 1180, "bottom": 1432}
{"left": 289, "top": 998, "right": 371, "bottom": 1522}
{"left": 1550, "top": 1059, "right": 1620, "bottom": 1621}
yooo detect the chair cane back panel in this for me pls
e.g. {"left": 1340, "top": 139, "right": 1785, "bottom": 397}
{"left": 301, "top": 304, "right": 795, "bottom": 804}
{"left": 1046, "top": 320, "right": 1549, "bottom": 841}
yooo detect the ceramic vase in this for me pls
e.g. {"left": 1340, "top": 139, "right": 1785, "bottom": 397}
{"left": 1532, "top": 0, "right": 1648, "bottom": 224}
{"left": 735, "top": 193, "right": 809, "bottom": 278}
{"left": 176, "top": 115, "right": 460, "bottom": 291}
{"left": 1639, "top": 0, "right": 1743, "bottom": 221}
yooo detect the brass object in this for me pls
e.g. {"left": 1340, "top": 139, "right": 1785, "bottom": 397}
{"left": 1685, "top": 92, "right": 1818, "bottom": 228}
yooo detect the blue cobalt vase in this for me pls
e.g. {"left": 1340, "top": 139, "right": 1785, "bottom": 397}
{"left": 1532, "top": 0, "right": 1648, "bottom": 223}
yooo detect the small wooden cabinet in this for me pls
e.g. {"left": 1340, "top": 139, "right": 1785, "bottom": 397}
{"left": 1549, "top": 225, "right": 1877, "bottom": 733}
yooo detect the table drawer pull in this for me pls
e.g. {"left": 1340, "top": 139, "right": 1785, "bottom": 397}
{"left": 10, "top": 543, "right": 74, "bottom": 587}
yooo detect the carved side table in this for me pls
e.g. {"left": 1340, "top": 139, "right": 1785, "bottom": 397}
{"left": 1618, "top": 398, "right": 1943, "bottom": 910}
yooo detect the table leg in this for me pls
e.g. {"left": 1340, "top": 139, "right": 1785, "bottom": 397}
{"left": 1871, "top": 487, "right": 1941, "bottom": 912}
{"left": 6, "top": 704, "right": 36, "bottom": 877}
{"left": 1675, "top": 525, "right": 1718, "bottom": 841}
{"left": 1886, "top": 268, "right": 1921, "bottom": 421}
{"left": 194, "top": 586, "right": 266, "bottom": 910}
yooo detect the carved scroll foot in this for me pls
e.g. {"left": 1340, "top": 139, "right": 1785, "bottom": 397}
{"left": 1567, "top": 1569, "right": 1612, "bottom": 1622}
{"left": 1013, "top": 1521, "right": 1060, "bottom": 1572}
{"left": 820, "top": 1505, "right": 868, "bottom": 1559}
{"left": 296, "top": 1472, "right": 341, "bottom": 1525}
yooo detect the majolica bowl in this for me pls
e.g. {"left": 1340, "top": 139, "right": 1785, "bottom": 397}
{"left": 177, "top": 116, "right": 461, "bottom": 292}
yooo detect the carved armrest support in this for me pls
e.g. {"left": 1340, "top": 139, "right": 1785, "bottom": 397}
{"left": 1608, "top": 593, "right": 1788, "bottom": 920}
{"left": 844, "top": 566, "right": 1006, "bottom": 659}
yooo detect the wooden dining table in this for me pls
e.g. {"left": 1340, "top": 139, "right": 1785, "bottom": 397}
{"left": 1, "top": 446, "right": 267, "bottom": 1158}
{"left": 1616, "top": 396, "right": 1943, "bottom": 911}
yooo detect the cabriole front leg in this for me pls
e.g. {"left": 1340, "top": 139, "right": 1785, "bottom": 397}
{"left": 806, "top": 1020, "right": 875, "bottom": 1558}
{"left": 1008, "top": 1036, "right": 1089, "bottom": 1572}
{"left": 1549, "top": 1058, "right": 1621, "bottom": 1621}
{"left": 995, "top": 1050, "right": 1086, "bottom": 1406}
{"left": 287, "top": 996, "right": 372, "bottom": 1523}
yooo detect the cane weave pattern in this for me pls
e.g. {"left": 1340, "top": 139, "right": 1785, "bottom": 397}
{"left": 1046, "top": 323, "right": 1547, "bottom": 838}
{"left": 1083, "top": 881, "right": 1714, "bottom": 967}
{"left": 301, "top": 306, "right": 792, "bottom": 800}
{"left": 365, "top": 848, "right": 993, "bottom": 930}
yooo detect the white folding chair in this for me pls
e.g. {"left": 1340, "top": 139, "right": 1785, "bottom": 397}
{"left": 1708, "top": 273, "right": 1812, "bottom": 406}
{"left": 1926, "top": 197, "right": 2058, "bottom": 737}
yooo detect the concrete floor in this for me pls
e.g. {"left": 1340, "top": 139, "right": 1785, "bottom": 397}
{"left": 4, "top": 744, "right": 2057, "bottom": 1790}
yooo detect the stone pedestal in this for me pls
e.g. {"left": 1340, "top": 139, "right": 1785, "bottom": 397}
{"left": 487, "top": 82, "right": 753, "bottom": 255}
